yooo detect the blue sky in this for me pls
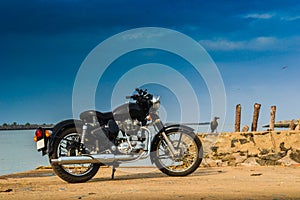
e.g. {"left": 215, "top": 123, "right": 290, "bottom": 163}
{"left": 0, "top": 0, "right": 299, "bottom": 131}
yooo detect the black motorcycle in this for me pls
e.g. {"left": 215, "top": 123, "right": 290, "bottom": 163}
{"left": 34, "top": 88, "right": 203, "bottom": 183}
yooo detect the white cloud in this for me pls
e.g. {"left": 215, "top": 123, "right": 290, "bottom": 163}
{"left": 121, "top": 31, "right": 165, "bottom": 40}
{"left": 199, "top": 37, "right": 300, "bottom": 51}
{"left": 248, "top": 37, "right": 277, "bottom": 50}
{"left": 199, "top": 39, "right": 244, "bottom": 51}
{"left": 243, "top": 13, "right": 275, "bottom": 20}
{"left": 243, "top": 12, "right": 300, "bottom": 22}
{"left": 280, "top": 15, "right": 300, "bottom": 21}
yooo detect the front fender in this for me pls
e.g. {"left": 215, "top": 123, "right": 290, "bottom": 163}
{"left": 47, "top": 119, "right": 83, "bottom": 156}
{"left": 162, "top": 124, "right": 194, "bottom": 133}
{"left": 150, "top": 124, "right": 194, "bottom": 163}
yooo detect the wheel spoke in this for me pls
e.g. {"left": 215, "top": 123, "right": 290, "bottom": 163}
{"left": 156, "top": 131, "right": 200, "bottom": 173}
{"left": 57, "top": 133, "right": 94, "bottom": 176}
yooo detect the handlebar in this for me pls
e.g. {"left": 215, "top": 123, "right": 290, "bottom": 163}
{"left": 136, "top": 88, "right": 147, "bottom": 95}
{"left": 125, "top": 88, "right": 151, "bottom": 100}
{"left": 125, "top": 94, "right": 139, "bottom": 100}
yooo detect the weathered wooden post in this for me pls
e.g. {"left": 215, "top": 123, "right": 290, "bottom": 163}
{"left": 235, "top": 104, "right": 241, "bottom": 132}
{"left": 269, "top": 106, "right": 276, "bottom": 131}
{"left": 251, "top": 103, "right": 261, "bottom": 132}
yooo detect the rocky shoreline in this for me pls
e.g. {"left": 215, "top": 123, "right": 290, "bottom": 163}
{"left": 0, "top": 124, "right": 53, "bottom": 131}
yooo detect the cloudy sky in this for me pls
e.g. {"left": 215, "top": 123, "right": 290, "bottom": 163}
{"left": 0, "top": 0, "right": 299, "bottom": 131}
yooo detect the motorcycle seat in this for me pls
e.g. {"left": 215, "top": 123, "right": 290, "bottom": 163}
{"left": 80, "top": 110, "right": 114, "bottom": 124}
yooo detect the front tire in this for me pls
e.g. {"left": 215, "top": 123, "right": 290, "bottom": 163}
{"left": 49, "top": 127, "right": 100, "bottom": 183}
{"left": 151, "top": 129, "right": 203, "bottom": 176}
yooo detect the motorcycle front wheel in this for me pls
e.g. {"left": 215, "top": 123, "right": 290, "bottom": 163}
{"left": 49, "top": 127, "right": 100, "bottom": 183}
{"left": 151, "top": 129, "right": 203, "bottom": 176}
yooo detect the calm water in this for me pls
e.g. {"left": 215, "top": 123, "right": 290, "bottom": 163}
{"left": 0, "top": 130, "right": 49, "bottom": 176}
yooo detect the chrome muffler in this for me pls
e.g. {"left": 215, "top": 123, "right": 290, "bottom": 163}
{"left": 51, "top": 154, "right": 142, "bottom": 165}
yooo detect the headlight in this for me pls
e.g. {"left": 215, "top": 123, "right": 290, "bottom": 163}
{"left": 153, "top": 101, "right": 160, "bottom": 110}
{"left": 151, "top": 96, "right": 160, "bottom": 110}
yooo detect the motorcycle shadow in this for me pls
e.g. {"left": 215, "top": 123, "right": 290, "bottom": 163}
{"left": 90, "top": 167, "right": 226, "bottom": 182}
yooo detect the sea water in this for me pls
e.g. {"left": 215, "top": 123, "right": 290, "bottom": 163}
{"left": 0, "top": 130, "right": 49, "bottom": 176}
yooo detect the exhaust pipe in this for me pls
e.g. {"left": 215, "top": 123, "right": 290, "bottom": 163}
{"left": 51, "top": 154, "right": 142, "bottom": 165}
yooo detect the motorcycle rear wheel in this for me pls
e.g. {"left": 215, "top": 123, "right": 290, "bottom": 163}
{"left": 49, "top": 127, "right": 100, "bottom": 183}
{"left": 152, "top": 129, "right": 203, "bottom": 176}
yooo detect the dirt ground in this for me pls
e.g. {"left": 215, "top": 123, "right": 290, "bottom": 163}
{"left": 0, "top": 166, "right": 300, "bottom": 200}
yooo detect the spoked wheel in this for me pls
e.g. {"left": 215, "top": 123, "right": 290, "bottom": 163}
{"left": 152, "top": 129, "right": 203, "bottom": 176}
{"left": 50, "top": 127, "right": 100, "bottom": 183}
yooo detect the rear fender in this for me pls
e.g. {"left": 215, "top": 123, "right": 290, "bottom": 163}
{"left": 150, "top": 124, "right": 194, "bottom": 163}
{"left": 47, "top": 119, "right": 83, "bottom": 156}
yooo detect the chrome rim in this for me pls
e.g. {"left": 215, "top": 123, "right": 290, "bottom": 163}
{"left": 57, "top": 133, "right": 94, "bottom": 176}
{"left": 156, "top": 131, "right": 199, "bottom": 172}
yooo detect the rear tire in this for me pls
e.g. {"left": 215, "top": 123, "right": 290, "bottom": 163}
{"left": 50, "top": 127, "right": 100, "bottom": 183}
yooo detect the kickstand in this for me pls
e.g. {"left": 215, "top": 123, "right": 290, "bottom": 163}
{"left": 111, "top": 166, "right": 116, "bottom": 180}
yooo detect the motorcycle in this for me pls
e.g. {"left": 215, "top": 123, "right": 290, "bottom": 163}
{"left": 34, "top": 88, "right": 203, "bottom": 183}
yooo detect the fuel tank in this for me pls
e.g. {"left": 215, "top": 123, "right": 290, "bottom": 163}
{"left": 113, "top": 103, "right": 146, "bottom": 122}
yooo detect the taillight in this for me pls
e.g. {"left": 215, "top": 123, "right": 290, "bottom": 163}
{"left": 34, "top": 128, "right": 43, "bottom": 142}
{"left": 36, "top": 129, "right": 42, "bottom": 137}
{"left": 34, "top": 128, "right": 52, "bottom": 142}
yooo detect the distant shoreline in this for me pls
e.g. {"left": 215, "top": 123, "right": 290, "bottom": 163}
{"left": 0, "top": 124, "right": 53, "bottom": 131}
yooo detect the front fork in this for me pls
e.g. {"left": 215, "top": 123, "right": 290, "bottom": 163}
{"left": 161, "top": 131, "right": 180, "bottom": 157}
{"left": 152, "top": 114, "right": 179, "bottom": 157}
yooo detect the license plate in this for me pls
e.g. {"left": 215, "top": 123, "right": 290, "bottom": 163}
{"left": 37, "top": 139, "right": 45, "bottom": 150}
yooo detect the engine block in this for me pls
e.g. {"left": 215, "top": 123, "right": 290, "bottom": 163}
{"left": 116, "top": 119, "right": 141, "bottom": 135}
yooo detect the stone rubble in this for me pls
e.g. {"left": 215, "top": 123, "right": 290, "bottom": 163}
{"left": 198, "top": 130, "right": 300, "bottom": 167}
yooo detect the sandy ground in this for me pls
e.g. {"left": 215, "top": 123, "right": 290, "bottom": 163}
{"left": 0, "top": 166, "right": 300, "bottom": 200}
